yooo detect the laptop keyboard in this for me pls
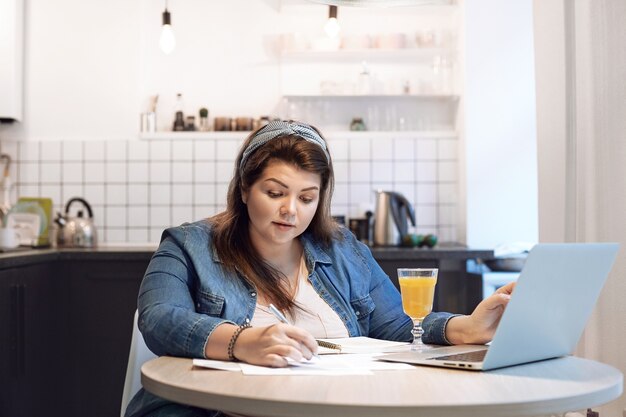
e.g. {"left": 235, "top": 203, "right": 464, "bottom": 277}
{"left": 430, "top": 349, "right": 487, "bottom": 362}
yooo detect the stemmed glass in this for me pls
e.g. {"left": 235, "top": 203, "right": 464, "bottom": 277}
{"left": 397, "top": 268, "right": 438, "bottom": 350}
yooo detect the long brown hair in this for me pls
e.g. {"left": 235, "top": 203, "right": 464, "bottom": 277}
{"left": 210, "top": 123, "right": 339, "bottom": 313}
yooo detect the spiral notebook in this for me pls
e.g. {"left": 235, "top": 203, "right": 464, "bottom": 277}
{"left": 316, "top": 337, "right": 409, "bottom": 354}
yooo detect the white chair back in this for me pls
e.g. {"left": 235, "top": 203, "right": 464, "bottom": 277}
{"left": 120, "top": 310, "right": 157, "bottom": 417}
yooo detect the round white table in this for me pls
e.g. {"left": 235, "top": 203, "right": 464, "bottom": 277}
{"left": 141, "top": 355, "right": 623, "bottom": 417}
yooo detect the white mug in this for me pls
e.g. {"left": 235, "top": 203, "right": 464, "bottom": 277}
{"left": 0, "top": 227, "right": 20, "bottom": 249}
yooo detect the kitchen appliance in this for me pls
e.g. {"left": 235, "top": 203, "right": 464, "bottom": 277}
{"left": 373, "top": 190, "right": 415, "bottom": 246}
{"left": 55, "top": 197, "right": 97, "bottom": 248}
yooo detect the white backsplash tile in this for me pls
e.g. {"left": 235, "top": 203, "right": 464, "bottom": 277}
{"left": 416, "top": 138, "right": 437, "bottom": 160}
{"left": 171, "top": 140, "right": 193, "bottom": 161}
{"left": 328, "top": 138, "right": 348, "bottom": 160}
{"left": 150, "top": 206, "right": 171, "bottom": 227}
{"left": 438, "top": 138, "right": 458, "bottom": 160}
{"left": 350, "top": 161, "right": 370, "bottom": 182}
{"left": 105, "top": 228, "right": 127, "bottom": 243}
{"left": 150, "top": 184, "right": 171, "bottom": 205}
{"left": 19, "top": 142, "right": 39, "bottom": 162}
{"left": 106, "top": 161, "right": 127, "bottom": 183}
{"left": 216, "top": 140, "right": 241, "bottom": 160}
{"left": 150, "top": 161, "right": 171, "bottom": 183}
{"left": 40, "top": 162, "right": 61, "bottom": 184}
{"left": 333, "top": 161, "right": 349, "bottom": 182}
{"left": 417, "top": 161, "right": 437, "bottom": 182}
{"left": 149, "top": 141, "right": 170, "bottom": 161}
{"left": 40, "top": 141, "right": 62, "bottom": 161}
{"left": 128, "top": 184, "right": 149, "bottom": 205}
{"left": 128, "top": 140, "right": 149, "bottom": 161}
{"left": 194, "top": 183, "right": 215, "bottom": 205}
{"left": 394, "top": 161, "right": 415, "bottom": 183}
{"left": 10, "top": 134, "right": 460, "bottom": 243}
{"left": 63, "top": 162, "right": 83, "bottom": 183}
{"left": 62, "top": 141, "right": 83, "bottom": 161}
{"left": 194, "top": 141, "right": 215, "bottom": 160}
{"left": 106, "top": 206, "right": 127, "bottom": 228}
{"left": 371, "top": 138, "right": 393, "bottom": 160}
{"left": 106, "top": 184, "right": 127, "bottom": 205}
{"left": 84, "top": 162, "right": 105, "bottom": 183}
{"left": 194, "top": 161, "right": 215, "bottom": 183}
{"left": 128, "top": 206, "right": 149, "bottom": 227}
{"left": 438, "top": 161, "right": 457, "bottom": 182}
{"left": 172, "top": 206, "right": 193, "bottom": 227}
{"left": 394, "top": 138, "right": 414, "bottom": 160}
{"left": 84, "top": 141, "right": 105, "bottom": 161}
{"left": 349, "top": 139, "right": 371, "bottom": 160}
{"left": 84, "top": 184, "right": 106, "bottom": 205}
{"left": 172, "top": 161, "right": 193, "bottom": 183}
{"left": 19, "top": 162, "right": 39, "bottom": 183}
{"left": 128, "top": 162, "right": 149, "bottom": 183}
{"left": 106, "top": 141, "right": 127, "bottom": 161}
{"left": 171, "top": 183, "right": 193, "bottom": 205}
{"left": 372, "top": 161, "right": 393, "bottom": 183}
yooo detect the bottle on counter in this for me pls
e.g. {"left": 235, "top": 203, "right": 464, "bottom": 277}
{"left": 172, "top": 93, "right": 185, "bottom": 131}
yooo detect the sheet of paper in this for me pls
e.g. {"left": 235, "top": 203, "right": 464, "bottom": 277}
{"left": 192, "top": 359, "right": 242, "bottom": 371}
{"left": 239, "top": 353, "right": 413, "bottom": 375}
{"left": 317, "top": 336, "right": 411, "bottom": 354}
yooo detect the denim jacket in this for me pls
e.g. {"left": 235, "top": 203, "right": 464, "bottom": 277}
{"left": 126, "top": 219, "right": 456, "bottom": 417}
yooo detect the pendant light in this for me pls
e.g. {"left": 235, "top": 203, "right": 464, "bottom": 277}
{"left": 159, "top": 0, "right": 176, "bottom": 54}
{"left": 324, "top": 5, "right": 341, "bottom": 38}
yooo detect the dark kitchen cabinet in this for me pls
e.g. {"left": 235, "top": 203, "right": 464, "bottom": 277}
{"left": 0, "top": 261, "right": 67, "bottom": 417}
{"left": 65, "top": 259, "right": 148, "bottom": 417}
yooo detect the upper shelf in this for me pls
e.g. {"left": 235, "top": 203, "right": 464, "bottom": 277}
{"left": 280, "top": 47, "right": 454, "bottom": 62}
{"left": 282, "top": 94, "right": 459, "bottom": 100}
{"left": 139, "top": 130, "right": 457, "bottom": 141}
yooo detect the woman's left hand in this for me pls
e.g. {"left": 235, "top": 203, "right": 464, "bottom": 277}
{"left": 445, "top": 281, "right": 516, "bottom": 345}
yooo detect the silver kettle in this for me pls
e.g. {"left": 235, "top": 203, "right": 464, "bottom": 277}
{"left": 54, "top": 197, "right": 98, "bottom": 248}
{"left": 372, "top": 190, "right": 416, "bottom": 246}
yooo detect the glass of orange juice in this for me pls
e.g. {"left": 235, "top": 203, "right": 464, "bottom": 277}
{"left": 397, "top": 268, "right": 438, "bottom": 349}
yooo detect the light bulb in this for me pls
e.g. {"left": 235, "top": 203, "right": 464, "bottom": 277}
{"left": 324, "top": 5, "right": 340, "bottom": 38}
{"left": 324, "top": 17, "right": 340, "bottom": 38}
{"left": 160, "top": 24, "right": 176, "bottom": 54}
{"left": 159, "top": 8, "right": 175, "bottom": 54}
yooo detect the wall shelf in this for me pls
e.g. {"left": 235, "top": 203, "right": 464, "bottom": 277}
{"left": 280, "top": 47, "right": 453, "bottom": 63}
{"left": 138, "top": 130, "right": 457, "bottom": 141}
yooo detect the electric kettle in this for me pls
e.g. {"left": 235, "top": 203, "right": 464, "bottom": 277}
{"left": 54, "top": 197, "right": 98, "bottom": 248}
{"left": 372, "top": 190, "right": 416, "bottom": 246}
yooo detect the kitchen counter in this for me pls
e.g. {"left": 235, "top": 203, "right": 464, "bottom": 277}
{"left": 0, "top": 244, "right": 492, "bottom": 315}
{"left": 0, "top": 244, "right": 493, "bottom": 269}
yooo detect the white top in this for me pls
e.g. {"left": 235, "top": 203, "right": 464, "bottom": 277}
{"left": 250, "top": 257, "right": 349, "bottom": 338}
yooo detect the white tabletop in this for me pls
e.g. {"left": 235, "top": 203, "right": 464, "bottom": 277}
{"left": 141, "top": 355, "right": 623, "bottom": 417}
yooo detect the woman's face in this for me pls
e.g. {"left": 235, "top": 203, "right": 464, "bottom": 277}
{"left": 243, "top": 160, "right": 321, "bottom": 250}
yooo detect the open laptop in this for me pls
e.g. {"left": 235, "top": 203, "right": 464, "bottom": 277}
{"left": 380, "top": 243, "right": 619, "bottom": 371}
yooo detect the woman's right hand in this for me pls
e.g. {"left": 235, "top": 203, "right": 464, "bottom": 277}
{"left": 233, "top": 323, "right": 318, "bottom": 367}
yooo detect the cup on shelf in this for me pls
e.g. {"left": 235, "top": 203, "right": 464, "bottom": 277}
{"left": 0, "top": 227, "right": 19, "bottom": 249}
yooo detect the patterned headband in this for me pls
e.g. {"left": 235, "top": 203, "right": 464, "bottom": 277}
{"left": 239, "top": 120, "right": 330, "bottom": 172}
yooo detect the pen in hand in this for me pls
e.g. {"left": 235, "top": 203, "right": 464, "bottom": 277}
{"left": 268, "top": 304, "right": 319, "bottom": 359}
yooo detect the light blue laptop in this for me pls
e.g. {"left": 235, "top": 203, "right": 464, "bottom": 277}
{"left": 380, "top": 243, "right": 619, "bottom": 371}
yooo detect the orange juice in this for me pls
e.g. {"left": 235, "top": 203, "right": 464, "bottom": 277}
{"left": 399, "top": 277, "right": 437, "bottom": 320}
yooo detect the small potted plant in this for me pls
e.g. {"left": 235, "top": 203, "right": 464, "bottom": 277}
{"left": 199, "top": 108, "right": 209, "bottom": 131}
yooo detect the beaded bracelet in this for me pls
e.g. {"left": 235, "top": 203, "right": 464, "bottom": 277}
{"left": 227, "top": 323, "right": 252, "bottom": 361}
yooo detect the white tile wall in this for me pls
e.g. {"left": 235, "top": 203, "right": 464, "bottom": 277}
{"left": 8, "top": 134, "right": 460, "bottom": 244}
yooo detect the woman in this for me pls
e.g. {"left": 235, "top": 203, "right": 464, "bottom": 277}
{"left": 126, "top": 120, "right": 514, "bottom": 417}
